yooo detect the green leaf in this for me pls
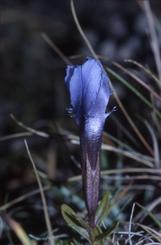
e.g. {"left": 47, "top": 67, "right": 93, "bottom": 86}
{"left": 95, "top": 192, "right": 111, "bottom": 225}
{"left": 94, "top": 221, "right": 119, "bottom": 242}
{"left": 71, "top": 239, "right": 81, "bottom": 245}
{"left": 92, "top": 227, "right": 104, "bottom": 245}
{"left": 61, "top": 204, "right": 89, "bottom": 241}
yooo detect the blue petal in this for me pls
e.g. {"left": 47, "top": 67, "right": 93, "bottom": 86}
{"left": 65, "top": 65, "right": 82, "bottom": 123}
{"left": 81, "top": 58, "right": 111, "bottom": 117}
{"left": 65, "top": 65, "right": 75, "bottom": 90}
{"left": 65, "top": 58, "right": 112, "bottom": 125}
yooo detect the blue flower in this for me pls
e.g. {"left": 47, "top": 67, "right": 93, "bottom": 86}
{"left": 65, "top": 57, "right": 112, "bottom": 227}
{"left": 65, "top": 57, "right": 111, "bottom": 125}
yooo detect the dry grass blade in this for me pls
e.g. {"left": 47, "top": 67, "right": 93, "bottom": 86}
{"left": 102, "top": 144, "right": 153, "bottom": 167}
{"left": 135, "top": 196, "right": 161, "bottom": 224}
{"left": 150, "top": 95, "right": 161, "bottom": 135}
{"left": 103, "top": 132, "right": 137, "bottom": 151}
{"left": 0, "top": 186, "right": 50, "bottom": 212}
{"left": 102, "top": 168, "right": 161, "bottom": 175}
{"left": 143, "top": 0, "right": 161, "bottom": 87}
{"left": 135, "top": 238, "right": 154, "bottom": 245}
{"left": 68, "top": 167, "right": 161, "bottom": 182}
{"left": 24, "top": 140, "right": 55, "bottom": 245}
{"left": 128, "top": 203, "right": 136, "bottom": 245}
{"left": 71, "top": 0, "right": 153, "bottom": 155}
{"left": 0, "top": 132, "right": 32, "bottom": 142}
{"left": 144, "top": 121, "right": 160, "bottom": 168}
{"left": 125, "top": 59, "right": 159, "bottom": 84}
{"left": 109, "top": 116, "right": 138, "bottom": 146}
{"left": 137, "top": 223, "right": 161, "bottom": 243}
{"left": 4, "top": 214, "right": 36, "bottom": 245}
{"left": 41, "top": 33, "right": 71, "bottom": 65}
{"left": 41, "top": 1, "right": 152, "bottom": 158}
{"left": 70, "top": 137, "right": 153, "bottom": 167}
{"left": 115, "top": 230, "right": 147, "bottom": 241}
{"left": 55, "top": 128, "right": 154, "bottom": 164}
{"left": 113, "top": 61, "right": 161, "bottom": 103}
{"left": 11, "top": 114, "right": 49, "bottom": 138}
{"left": 70, "top": 0, "right": 97, "bottom": 60}
{"left": 107, "top": 67, "right": 161, "bottom": 120}
{"left": 148, "top": 242, "right": 161, "bottom": 244}
{"left": 102, "top": 175, "right": 161, "bottom": 182}
{"left": 146, "top": 196, "right": 161, "bottom": 217}
{"left": 107, "top": 80, "right": 153, "bottom": 155}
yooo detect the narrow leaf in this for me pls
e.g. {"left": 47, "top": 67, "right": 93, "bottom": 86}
{"left": 61, "top": 204, "right": 89, "bottom": 240}
{"left": 94, "top": 221, "right": 119, "bottom": 242}
{"left": 95, "top": 192, "right": 111, "bottom": 225}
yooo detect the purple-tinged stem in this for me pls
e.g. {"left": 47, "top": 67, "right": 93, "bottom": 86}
{"left": 80, "top": 118, "right": 103, "bottom": 228}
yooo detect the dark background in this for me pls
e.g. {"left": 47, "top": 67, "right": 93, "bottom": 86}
{"left": 0, "top": 0, "right": 161, "bottom": 243}
{"left": 1, "top": 0, "right": 160, "bottom": 125}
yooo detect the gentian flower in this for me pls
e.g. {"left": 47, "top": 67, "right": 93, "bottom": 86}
{"left": 65, "top": 57, "right": 112, "bottom": 227}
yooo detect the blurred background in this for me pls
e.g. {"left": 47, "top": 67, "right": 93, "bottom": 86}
{"left": 0, "top": 0, "right": 161, "bottom": 244}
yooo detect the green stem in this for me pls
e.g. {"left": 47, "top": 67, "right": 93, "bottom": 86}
{"left": 89, "top": 226, "right": 95, "bottom": 245}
